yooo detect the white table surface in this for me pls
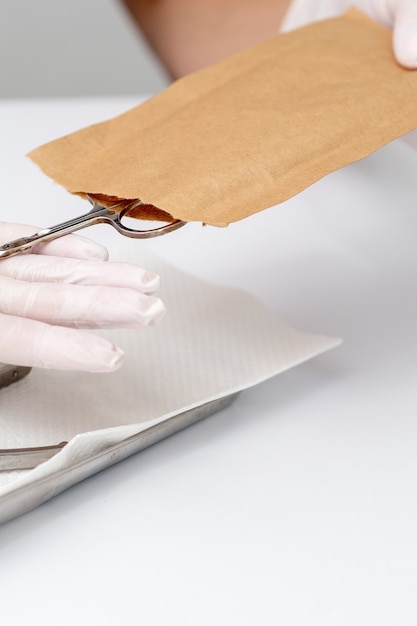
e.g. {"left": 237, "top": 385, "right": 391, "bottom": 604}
{"left": 1, "top": 97, "right": 417, "bottom": 625}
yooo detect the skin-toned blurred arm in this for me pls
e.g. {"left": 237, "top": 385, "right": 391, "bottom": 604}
{"left": 120, "top": 0, "right": 292, "bottom": 78}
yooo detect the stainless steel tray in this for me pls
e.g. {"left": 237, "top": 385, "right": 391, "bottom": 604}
{"left": 0, "top": 393, "right": 238, "bottom": 525}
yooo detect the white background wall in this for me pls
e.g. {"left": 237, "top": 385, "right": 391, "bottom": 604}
{"left": 0, "top": 0, "right": 169, "bottom": 98}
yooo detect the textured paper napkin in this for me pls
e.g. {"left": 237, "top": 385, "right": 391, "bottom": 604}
{"left": 28, "top": 8, "right": 417, "bottom": 227}
{"left": 0, "top": 248, "right": 339, "bottom": 522}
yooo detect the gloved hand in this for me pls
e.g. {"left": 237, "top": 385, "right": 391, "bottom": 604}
{"left": 0, "top": 221, "right": 165, "bottom": 372}
{"left": 281, "top": 0, "right": 417, "bottom": 69}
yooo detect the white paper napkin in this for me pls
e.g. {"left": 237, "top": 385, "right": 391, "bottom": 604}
{"left": 0, "top": 247, "right": 340, "bottom": 521}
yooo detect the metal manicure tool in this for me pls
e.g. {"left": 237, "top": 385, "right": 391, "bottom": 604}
{"left": 0, "top": 195, "right": 186, "bottom": 259}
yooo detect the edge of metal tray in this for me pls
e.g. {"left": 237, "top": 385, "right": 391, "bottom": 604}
{"left": 0, "top": 392, "right": 239, "bottom": 525}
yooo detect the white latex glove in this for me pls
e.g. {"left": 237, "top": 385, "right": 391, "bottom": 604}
{"left": 281, "top": 0, "right": 417, "bottom": 69}
{"left": 0, "top": 221, "right": 165, "bottom": 372}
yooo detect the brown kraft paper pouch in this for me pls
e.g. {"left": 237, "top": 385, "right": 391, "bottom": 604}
{"left": 28, "top": 8, "right": 417, "bottom": 227}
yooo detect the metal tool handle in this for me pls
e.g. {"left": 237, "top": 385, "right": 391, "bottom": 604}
{"left": 0, "top": 202, "right": 186, "bottom": 259}
{"left": 0, "top": 363, "right": 32, "bottom": 390}
{"left": 0, "top": 205, "right": 113, "bottom": 259}
{"left": 110, "top": 207, "right": 186, "bottom": 239}
{"left": 0, "top": 442, "right": 67, "bottom": 471}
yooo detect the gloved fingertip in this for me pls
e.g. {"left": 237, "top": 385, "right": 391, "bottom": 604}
{"left": 46, "top": 331, "right": 125, "bottom": 372}
{"left": 138, "top": 296, "right": 166, "bottom": 327}
{"left": 77, "top": 239, "right": 110, "bottom": 262}
{"left": 36, "top": 233, "right": 110, "bottom": 261}
{"left": 141, "top": 271, "right": 160, "bottom": 294}
{"left": 394, "top": 31, "right": 417, "bottom": 69}
{"left": 85, "top": 343, "right": 125, "bottom": 372}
